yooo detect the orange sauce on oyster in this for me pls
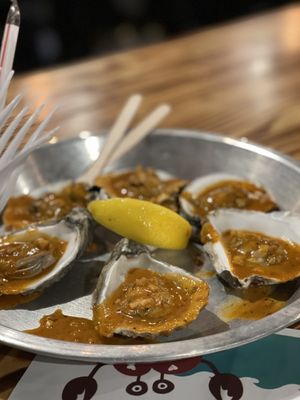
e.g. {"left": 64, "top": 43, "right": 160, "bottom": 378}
{"left": 3, "top": 182, "right": 90, "bottom": 230}
{"left": 94, "top": 268, "right": 209, "bottom": 337}
{"left": 222, "top": 230, "right": 300, "bottom": 282}
{"left": 200, "top": 222, "right": 219, "bottom": 244}
{"left": 182, "top": 180, "right": 277, "bottom": 218}
{"left": 26, "top": 309, "right": 150, "bottom": 344}
{"left": 0, "top": 230, "right": 66, "bottom": 295}
{"left": 95, "top": 166, "right": 186, "bottom": 212}
{"left": 220, "top": 285, "right": 293, "bottom": 321}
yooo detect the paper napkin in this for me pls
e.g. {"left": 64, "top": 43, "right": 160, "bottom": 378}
{"left": 9, "top": 328, "right": 300, "bottom": 400}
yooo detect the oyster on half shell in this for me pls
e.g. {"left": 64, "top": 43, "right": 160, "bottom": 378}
{"left": 3, "top": 181, "right": 101, "bottom": 231}
{"left": 93, "top": 239, "right": 209, "bottom": 338}
{"left": 179, "top": 173, "right": 278, "bottom": 227}
{"left": 203, "top": 209, "right": 300, "bottom": 288}
{"left": 0, "top": 208, "right": 92, "bottom": 295}
{"left": 95, "top": 166, "right": 186, "bottom": 213}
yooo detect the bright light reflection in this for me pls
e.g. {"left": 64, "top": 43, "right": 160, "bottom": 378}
{"left": 16, "top": 175, "right": 30, "bottom": 194}
{"left": 240, "top": 137, "right": 249, "bottom": 143}
{"left": 49, "top": 136, "right": 58, "bottom": 144}
{"left": 79, "top": 131, "right": 92, "bottom": 139}
{"left": 84, "top": 137, "right": 100, "bottom": 161}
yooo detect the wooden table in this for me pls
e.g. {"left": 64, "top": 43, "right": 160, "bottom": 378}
{"left": 1, "top": 5, "right": 300, "bottom": 398}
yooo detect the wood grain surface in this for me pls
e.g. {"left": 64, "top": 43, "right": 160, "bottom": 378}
{"left": 1, "top": 5, "right": 300, "bottom": 398}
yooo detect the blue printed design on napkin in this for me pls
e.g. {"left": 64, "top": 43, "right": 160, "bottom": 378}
{"left": 178, "top": 334, "right": 300, "bottom": 389}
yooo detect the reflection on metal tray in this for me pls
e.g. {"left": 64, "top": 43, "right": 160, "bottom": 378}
{"left": 1, "top": 129, "right": 300, "bottom": 363}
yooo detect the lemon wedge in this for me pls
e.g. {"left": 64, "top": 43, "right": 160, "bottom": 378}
{"left": 88, "top": 198, "right": 192, "bottom": 249}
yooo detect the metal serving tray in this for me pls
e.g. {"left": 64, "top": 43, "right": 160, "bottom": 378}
{"left": 1, "top": 129, "right": 300, "bottom": 363}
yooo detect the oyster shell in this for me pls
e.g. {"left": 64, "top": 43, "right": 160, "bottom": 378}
{"left": 0, "top": 208, "right": 92, "bottom": 295}
{"left": 93, "top": 239, "right": 209, "bottom": 338}
{"left": 179, "top": 173, "right": 277, "bottom": 227}
{"left": 203, "top": 209, "right": 300, "bottom": 288}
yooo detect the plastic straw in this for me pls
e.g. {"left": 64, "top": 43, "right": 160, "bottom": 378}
{"left": 0, "top": 0, "right": 20, "bottom": 110}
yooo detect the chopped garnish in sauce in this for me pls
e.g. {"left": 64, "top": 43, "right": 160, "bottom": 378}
{"left": 94, "top": 268, "right": 209, "bottom": 337}
{"left": 182, "top": 180, "right": 277, "bottom": 218}
{"left": 222, "top": 230, "right": 300, "bottom": 282}
{"left": 26, "top": 309, "right": 151, "bottom": 344}
{"left": 3, "top": 182, "right": 90, "bottom": 230}
{"left": 95, "top": 165, "right": 186, "bottom": 212}
{"left": 0, "top": 230, "right": 66, "bottom": 295}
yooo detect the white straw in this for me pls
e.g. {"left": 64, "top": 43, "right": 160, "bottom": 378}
{"left": 0, "top": 1, "right": 20, "bottom": 109}
{"left": 108, "top": 104, "right": 171, "bottom": 165}
{"left": 0, "top": 70, "right": 14, "bottom": 111}
{"left": 0, "top": 105, "right": 28, "bottom": 156}
{"left": 26, "top": 106, "right": 57, "bottom": 146}
{"left": 0, "top": 93, "right": 21, "bottom": 130}
{"left": 0, "top": 127, "right": 59, "bottom": 182}
{"left": 0, "top": 105, "right": 46, "bottom": 163}
{"left": 79, "top": 94, "right": 142, "bottom": 183}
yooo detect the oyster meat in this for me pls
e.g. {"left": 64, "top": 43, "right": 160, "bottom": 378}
{"left": 95, "top": 165, "right": 186, "bottom": 212}
{"left": 3, "top": 181, "right": 100, "bottom": 230}
{"left": 203, "top": 209, "right": 300, "bottom": 288}
{"left": 93, "top": 239, "right": 209, "bottom": 338}
{"left": 0, "top": 208, "right": 91, "bottom": 295}
{"left": 179, "top": 173, "right": 277, "bottom": 226}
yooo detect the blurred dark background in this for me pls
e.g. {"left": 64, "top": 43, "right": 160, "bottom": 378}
{"left": 0, "top": 0, "right": 295, "bottom": 73}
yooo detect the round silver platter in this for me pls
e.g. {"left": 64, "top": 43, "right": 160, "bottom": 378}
{"left": 1, "top": 129, "right": 300, "bottom": 363}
